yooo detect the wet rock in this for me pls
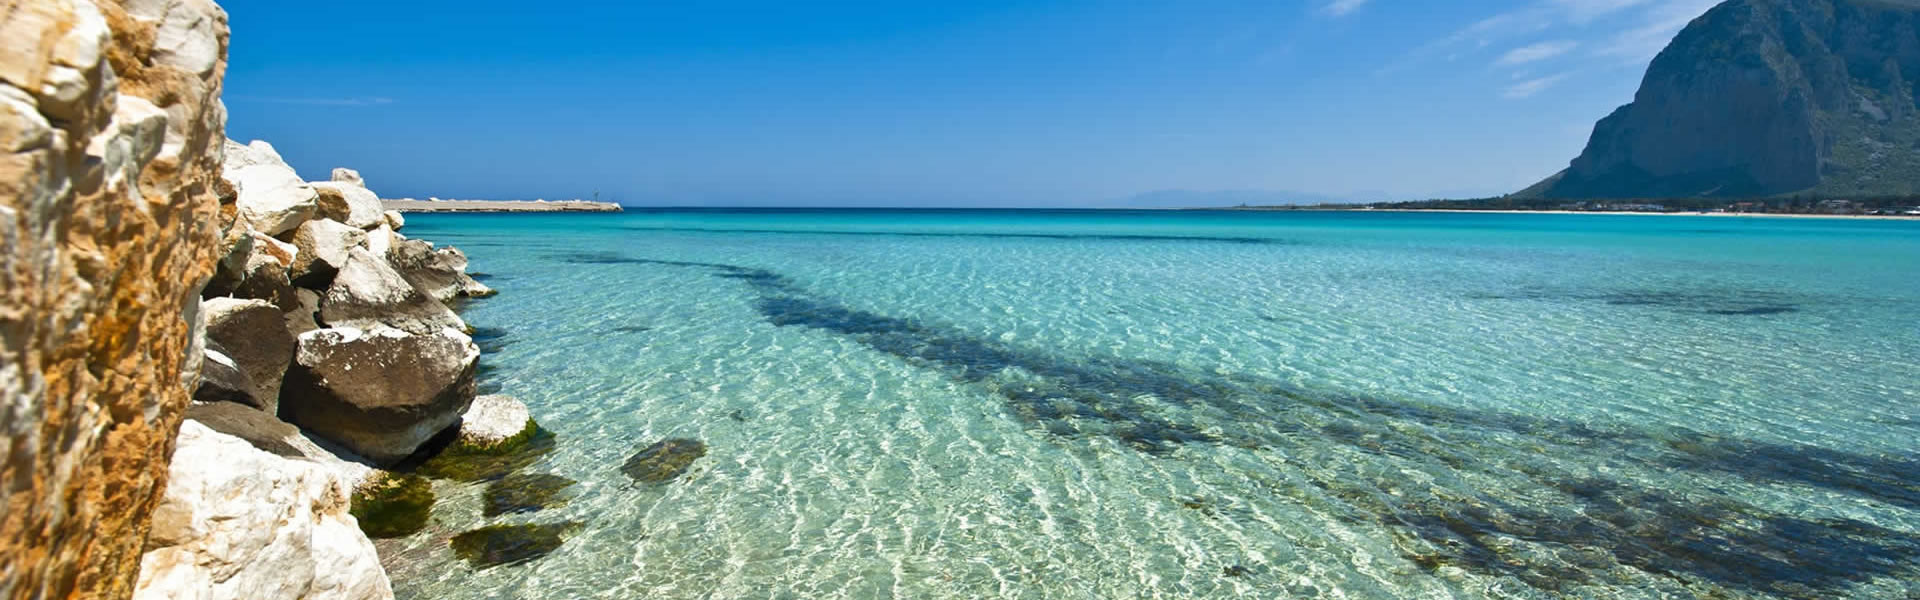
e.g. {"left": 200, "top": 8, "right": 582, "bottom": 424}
{"left": 194, "top": 346, "right": 261, "bottom": 408}
{"left": 483, "top": 473, "right": 577, "bottom": 517}
{"left": 387, "top": 238, "right": 495, "bottom": 302}
{"left": 320, "top": 246, "right": 466, "bottom": 335}
{"left": 286, "top": 218, "right": 367, "bottom": 290}
{"left": 279, "top": 326, "right": 479, "bottom": 464}
{"left": 203, "top": 297, "right": 296, "bottom": 409}
{"left": 349, "top": 473, "right": 435, "bottom": 539}
{"left": 311, "top": 181, "right": 384, "bottom": 230}
{"left": 458, "top": 395, "right": 532, "bottom": 449}
{"left": 621, "top": 439, "right": 708, "bottom": 483}
{"left": 448, "top": 522, "right": 582, "bottom": 569}
{"left": 411, "top": 420, "right": 555, "bottom": 482}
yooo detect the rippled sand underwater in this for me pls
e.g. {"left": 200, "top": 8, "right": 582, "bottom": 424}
{"left": 383, "top": 210, "right": 1920, "bottom": 599}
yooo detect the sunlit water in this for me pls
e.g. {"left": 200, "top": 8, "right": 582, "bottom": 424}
{"left": 379, "top": 209, "right": 1920, "bottom": 599}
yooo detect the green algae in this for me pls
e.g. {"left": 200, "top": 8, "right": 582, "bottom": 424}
{"left": 620, "top": 438, "right": 707, "bottom": 483}
{"left": 411, "top": 419, "right": 555, "bottom": 482}
{"left": 349, "top": 473, "right": 435, "bottom": 538}
{"left": 448, "top": 522, "right": 583, "bottom": 568}
{"left": 483, "top": 473, "right": 577, "bottom": 517}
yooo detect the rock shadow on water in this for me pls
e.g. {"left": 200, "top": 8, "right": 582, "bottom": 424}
{"left": 484, "top": 473, "right": 578, "bottom": 517}
{"left": 621, "top": 439, "right": 707, "bottom": 483}
{"left": 449, "top": 522, "right": 583, "bottom": 569}
{"left": 623, "top": 257, "right": 1920, "bottom": 597}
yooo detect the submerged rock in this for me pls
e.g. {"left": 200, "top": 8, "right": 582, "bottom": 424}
{"left": 349, "top": 473, "right": 436, "bottom": 539}
{"left": 459, "top": 395, "right": 532, "bottom": 448}
{"left": 620, "top": 439, "right": 708, "bottom": 483}
{"left": 448, "top": 522, "right": 583, "bottom": 569}
{"left": 279, "top": 326, "right": 479, "bottom": 464}
{"left": 483, "top": 473, "right": 577, "bottom": 517}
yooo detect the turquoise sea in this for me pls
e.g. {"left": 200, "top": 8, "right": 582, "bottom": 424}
{"left": 382, "top": 209, "right": 1920, "bottom": 599}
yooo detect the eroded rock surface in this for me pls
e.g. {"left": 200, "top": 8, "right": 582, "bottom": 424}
{"left": 0, "top": 0, "right": 229, "bottom": 595}
{"left": 133, "top": 421, "right": 393, "bottom": 600}
{"left": 321, "top": 246, "right": 466, "bottom": 335}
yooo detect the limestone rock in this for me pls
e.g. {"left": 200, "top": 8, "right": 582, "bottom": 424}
{"left": 287, "top": 218, "right": 367, "bottom": 290}
{"left": 207, "top": 229, "right": 300, "bottom": 312}
{"left": 311, "top": 181, "right": 382, "bottom": 230}
{"left": 184, "top": 402, "right": 378, "bottom": 488}
{"left": 321, "top": 246, "right": 465, "bottom": 335}
{"left": 459, "top": 394, "right": 533, "bottom": 448}
{"left": 203, "top": 297, "right": 296, "bottom": 410}
{"left": 387, "top": 239, "right": 495, "bottom": 302}
{"left": 279, "top": 326, "right": 480, "bottom": 464}
{"left": 225, "top": 163, "right": 318, "bottom": 236}
{"left": 1527, "top": 0, "right": 1920, "bottom": 198}
{"left": 381, "top": 210, "right": 404, "bottom": 230}
{"left": 331, "top": 167, "right": 365, "bottom": 187}
{"left": 133, "top": 421, "right": 393, "bottom": 600}
{"left": 0, "top": 0, "right": 229, "bottom": 595}
{"left": 364, "top": 223, "right": 400, "bottom": 257}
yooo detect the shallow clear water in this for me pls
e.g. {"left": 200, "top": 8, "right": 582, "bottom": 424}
{"left": 382, "top": 209, "right": 1920, "bottom": 599}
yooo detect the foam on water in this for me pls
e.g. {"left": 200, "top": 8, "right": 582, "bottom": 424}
{"left": 385, "top": 210, "right": 1920, "bottom": 599}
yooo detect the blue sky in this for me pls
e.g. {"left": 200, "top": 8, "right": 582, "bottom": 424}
{"left": 223, "top": 0, "right": 1723, "bottom": 206}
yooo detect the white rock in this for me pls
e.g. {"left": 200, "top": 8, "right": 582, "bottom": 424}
{"left": 330, "top": 167, "right": 364, "bottom": 187}
{"left": 225, "top": 163, "right": 316, "bottom": 236}
{"left": 381, "top": 209, "right": 404, "bottom": 231}
{"left": 364, "top": 224, "right": 400, "bottom": 258}
{"left": 320, "top": 247, "right": 465, "bottom": 334}
{"left": 134, "top": 421, "right": 393, "bottom": 600}
{"left": 458, "top": 395, "right": 532, "bottom": 447}
{"left": 311, "top": 181, "right": 383, "bottom": 230}
{"left": 287, "top": 218, "right": 367, "bottom": 288}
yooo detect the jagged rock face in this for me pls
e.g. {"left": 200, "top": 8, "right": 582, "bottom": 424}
{"left": 321, "top": 246, "right": 466, "bottom": 335}
{"left": 1533, "top": 0, "right": 1920, "bottom": 199}
{"left": 133, "top": 421, "right": 393, "bottom": 600}
{"left": 0, "top": 0, "right": 228, "bottom": 597}
{"left": 279, "top": 326, "right": 480, "bottom": 464}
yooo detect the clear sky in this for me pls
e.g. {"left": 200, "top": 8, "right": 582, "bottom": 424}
{"left": 222, "top": 0, "right": 1723, "bottom": 207}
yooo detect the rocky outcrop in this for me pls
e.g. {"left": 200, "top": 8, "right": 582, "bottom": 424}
{"left": 1526, "top": 0, "right": 1920, "bottom": 199}
{"left": 0, "top": 0, "right": 229, "bottom": 597}
{"left": 278, "top": 326, "right": 480, "bottom": 464}
{"left": 222, "top": 140, "right": 316, "bottom": 234}
{"left": 133, "top": 421, "right": 392, "bottom": 600}
{"left": 457, "top": 394, "right": 534, "bottom": 448}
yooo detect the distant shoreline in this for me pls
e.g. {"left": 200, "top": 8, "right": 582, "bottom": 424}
{"left": 1217, "top": 207, "right": 1920, "bottom": 221}
{"left": 381, "top": 199, "right": 623, "bottom": 213}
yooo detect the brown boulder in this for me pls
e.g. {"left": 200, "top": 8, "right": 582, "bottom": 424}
{"left": 202, "top": 297, "right": 296, "bottom": 410}
{"left": 278, "top": 326, "right": 480, "bottom": 464}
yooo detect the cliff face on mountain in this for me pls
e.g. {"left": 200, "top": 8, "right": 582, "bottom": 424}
{"left": 1525, "top": 0, "right": 1920, "bottom": 199}
{"left": 0, "top": 0, "right": 228, "bottom": 597}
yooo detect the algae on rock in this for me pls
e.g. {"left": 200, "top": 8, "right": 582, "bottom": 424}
{"left": 448, "top": 522, "right": 584, "bottom": 569}
{"left": 350, "top": 473, "right": 436, "bottom": 539}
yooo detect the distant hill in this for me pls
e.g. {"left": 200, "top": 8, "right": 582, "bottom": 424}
{"left": 1522, "top": 0, "right": 1920, "bottom": 199}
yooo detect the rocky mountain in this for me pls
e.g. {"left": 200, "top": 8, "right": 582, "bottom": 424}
{"left": 1522, "top": 0, "right": 1920, "bottom": 199}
